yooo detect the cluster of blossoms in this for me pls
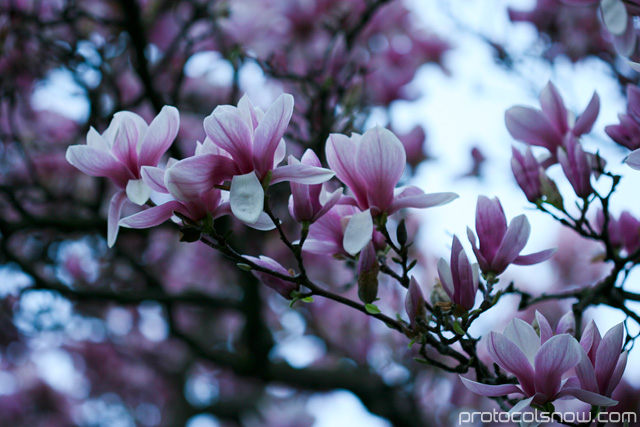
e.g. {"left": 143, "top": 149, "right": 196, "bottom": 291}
{"left": 461, "top": 313, "right": 626, "bottom": 409}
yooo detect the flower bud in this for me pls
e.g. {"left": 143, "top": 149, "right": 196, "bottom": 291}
{"left": 357, "top": 242, "right": 379, "bottom": 304}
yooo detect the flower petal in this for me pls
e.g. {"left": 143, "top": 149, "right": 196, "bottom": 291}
{"left": 141, "top": 166, "right": 169, "bottom": 193}
{"left": 229, "top": 171, "right": 264, "bottom": 224}
{"left": 119, "top": 200, "right": 186, "bottom": 229}
{"left": 492, "top": 214, "right": 530, "bottom": 273}
{"left": 437, "top": 258, "right": 455, "bottom": 300}
{"left": 66, "top": 145, "right": 131, "bottom": 186}
{"left": 126, "top": 178, "right": 151, "bottom": 206}
{"left": 138, "top": 105, "right": 180, "bottom": 168}
{"left": 595, "top": 323, "right": 624, "bottom": 394}
{"left": 204, "top": 105, "right": 254, "bottom": 173}
{"left": 488, "top": 331, "right": 536, "bottom": 396}
{"left": 533, "top": 334, "right": 581, "bottom": 399}
{"left": 107, "top": 191, "right": 127, "bottom": 248}
{"left": 505, "top": 106, "right": 563, "bottom": 150}
{"left": 556, "top": 387, "right": 618, "bottom": 406}
{"left": 624, "top": 148, "right": 640, "bottom": 170}
{"left": 601, "top": 0, "right": 628, "bottom": 36}
{"left": 535, "top": 311, "right": 553, "bottom": 345}
{"left": 513, "top": 248, "right": 556, "bottom": 265}
{"left": 573, "top": 92, "right": 600, "bottom": 136}
{"left": 112, "top": 111, "right": 147, "bottom": 170}
{"left": 539, "top": 82, "right": 568, "bottom": 136}
{"left": 252, "top": 94, "right": 294, "bottom": 176}
{"left": 343, "top": 209, "right": 373, "bottom": 256}
{"left": 165, "top": 154, "right": 237, "bottom": 201}
{"left": 326, "top": 133, "right": 368, "bottom": 208}
{"left": 387, "top": 187, "right": 458, "bottom": 215}
{"left": 575, "top": 347, "right": 599, "bottom": 393}
{"left": 459, "top": 376, "right": 523, "bottom": 397}
{"left": 504, "top": 318, "right": 541, "bottom": 366}
{"left": 356, "top": 126, "right": 406, "bottom": 213}
{"left": 271, "top": 163, "right": 335, "bottom": 185}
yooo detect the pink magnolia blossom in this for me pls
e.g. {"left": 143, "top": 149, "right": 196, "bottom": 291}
{"left": 505, "top": 81, "right": 599, "bottom": 157}
{"left": 119, "top": 139, "right": 274, "bottom": 232}
{"left": 326, "top": 126, "right": 457, "bottom": 255}
{"left": 244, "top": 256, "right": 299, "bottom": 299}
{"left": 405, "top": 277, "right": 427, "bottom": 329}
{"left": 467, "top": 196, "right": 556, "bottom": 276}
{"left": 606, "top": 85, "right": 640, "bottom": 151}
{"left": 65, "top": 106, "right": 179, "bottom": 247}
{"left": 511, "top": 146, "right": 562, "bottom": 206}
{"left": 288, "top": 150, "right": 343, "bottom": 223}
{"left": 437, "top": 235, "right": 479, "bottom": 311}
{"left": 461, "top": 315, "right": 618, "bottom": 407}
{"left": 170, "top": 94, "right": 334, "bottom": 225}
{"left": 575, "top": 321, "right": 628, "bottom": 398}
{"left": 558, "top": 134, "right": 594, "bottom": 198}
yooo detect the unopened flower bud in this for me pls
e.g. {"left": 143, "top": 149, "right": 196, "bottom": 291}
{"left": 357, "top": 242, "right": 379, "bottom": 304}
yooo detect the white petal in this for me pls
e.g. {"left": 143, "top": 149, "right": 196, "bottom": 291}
{"left": 343, "top": 209, "right": 373, "bottom": 256}
{"left": 602, "top": 0, "right": 628, "bottom": 36}
{"left": 126, "top": 179, "right": 151, "bottom": 206}
{"left": 230, "top": 171, "right": 264, "bottom": 224}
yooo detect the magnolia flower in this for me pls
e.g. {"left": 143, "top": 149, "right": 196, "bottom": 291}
{"left": 511, "top": 146, "right": 562, "bottom": 206}
{"left": 66, "top": 106, "right": 179, "bottom": 246}
{"left": 119, "top": 140, "right": 274, "bottom": 232}
{"left": 461, "top": 316, "right": 618, "bottom": 407}
{"left": 405, "top": 277, "right": 427, "bottom": 329}
{"left": 326, "top": 126, "right": 457, "bottom": 255}
{"left": 505, "top": 81, "right": 599, "bottom": 157}
{"left": 575, "top": 321, "right": 628, "bottom": 398}
{"left": 558, "top": 134, "right": 594, "bottom": 198}
{"left": 437, "top": 236, "right": 479, "bottom": 311}
{"left": 302, "top": 204, "right": 385, "bottom": 258}
{"left": 605, "top": 85, "right": 640, "bottom": 151}
{"left": 194, "top": 93, "right": 334, "bottom": 224}
{"left": 288, "top": 150, "right": 343, "bottom": 223}
{"left": 468, "top": 196, "right": 555, "bottom": 276}
{"left": 244, "top": 256, "right": 299, "bottom": 299}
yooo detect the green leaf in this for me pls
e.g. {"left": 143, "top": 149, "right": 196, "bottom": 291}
{"left": 301, "top": 296, "right": 314, "bottom": 303}
{"left": 365, "top": 303, "right": 381, "bottom": 314}
{"left": 236, "top": 263, "right": 252, "bottom": 271}
{"left": 407, "top": 338, "right": 416, "bottom": 349}
{"left": 413, "top": 357, "right": 430, "bottom": 365}
{"left": 453, "top": 321, "right": 465, "bottom": 335}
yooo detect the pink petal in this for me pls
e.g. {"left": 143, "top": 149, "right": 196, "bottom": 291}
{"left": 119, "top": 200, "right": 186, "bottom": 229}
{"left": 86, "top": 127, "right": 111, "bottom": 150}
{"left": 607, "top": 351, "right": 627, "bottom": 396}
{"left": 488, "top": 331, "right": 536, "bottom": 396}
{"left": 204, "top": 105, "right": 254, "bottom": 173}
{"left": 492, "top": 214, "right": 530, "bottom": 273}
{"left": 459, "top": 376, "right": 523, "bottom": 397}
{"left": 595, "top": 323, "right": 624, "bottom": 394}
{"left": 437, "top": 258, "right": 455, "bottom": 300}
{"left": 533, "top": 334, "right": 581, "bottom": 399}
{"left": 475, "top": 196, "right": 507, "bottom": 260}
{"left": 107, "top": 191, "right": 128, "bottom": 248}
{"left": 271, "top": 163, "right": 335, "bottom": 185}
{"left": 504, "top": 318, "right": 541, "bottom": 365}
{"left": 325, "top": 133, "right": 368, "bottom": 208}
{"left": 505, "top": 106, "right": 563, "bottom": 150}
{"left": 573, "top": 92, "right": 600, "bottom": 136}
{"left": 625, "top": 149, "right": 640, "bottom": 170}
{"left": 387, "top": 186, "right": 458, "bottom": 215}
{"left": 580, "top": 320, "right": 602, "bottom": 363}
{"left": 540, "top": 82, "right": 568, "bottom": 135}
{"left": 112, "top": 111, "right": 147, "bottom": 171}
{"left": 313, "top": 187, "right": 343, "bottom": 222}
{"left": 513, "top": 248, "right": 556, "bottom": 265}
{"left": 141, "top": 166, "right": 169, "bottom": 193}
{"left": 252, "top": 94, "right": 294, "bottom": 177}
{"left": 535, "top": 311, "right": 553, "bottom": 345}
{"left": 556, "top": 388, "right": 618, "bottom": 407}
{"left": 356, "top": 126, "right": 406, "bottom": 213}
{"left": 575, "top": 348, "right": 599, "bottom": 393}
{"left": 165, "top": 154, "right": 237, "bottom": 201}
{"left": 66, "top": 145, "right": 132, "bottom": 187}
{"left": 138, "top": 105, "right": 180, "bottom": 168}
